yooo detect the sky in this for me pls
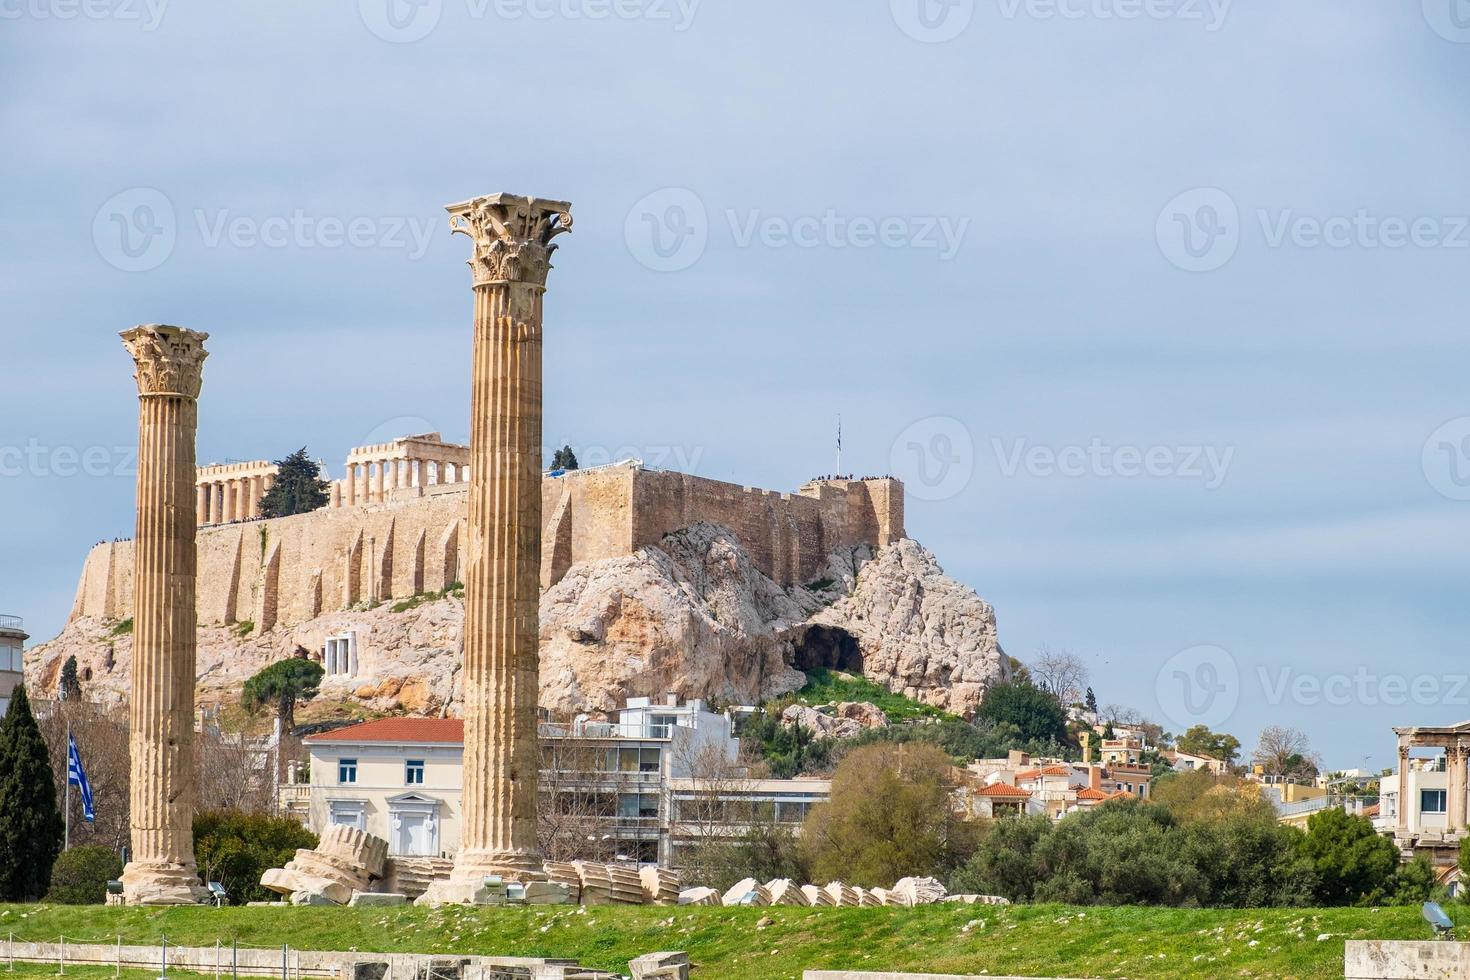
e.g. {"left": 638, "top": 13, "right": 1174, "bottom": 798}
{"left": 2, "top": 0, "right": 1469, "bottom": 773}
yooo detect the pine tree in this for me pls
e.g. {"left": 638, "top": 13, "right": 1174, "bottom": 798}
{"left": 1084, "top": 686, "right": 1098, "bottom": 715}
{"left": 549, "top": 445, "right": 579, "bottom": 471}
{"left": 258, "top": 448, "right": 330, "bottom": 519}
{"left": 60, "top": 655, "right": 82, "bottom": 701}
{"left": 0, "top": 686, "right": 64, "bottom": 901}
{"left": 242, "top": 658, "right": 324, "bottom": 733}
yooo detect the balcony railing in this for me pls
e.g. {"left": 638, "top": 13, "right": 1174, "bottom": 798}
{"left": 539, "top": 721, "right": 676, "bottom": 740}
{"left": 0, "top": 615, "right": 23, "bottom": 631}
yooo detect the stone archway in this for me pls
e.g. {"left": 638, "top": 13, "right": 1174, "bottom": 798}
{"left": 792, "top": 625, "right": 863, "bottom": 673}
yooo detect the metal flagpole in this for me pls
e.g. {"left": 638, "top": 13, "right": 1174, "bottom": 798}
{"left": 836, "top": 414, "right": 842, "bottom": 477}
{"left": 63, "top": 722, "right": 70, "bottom": 851}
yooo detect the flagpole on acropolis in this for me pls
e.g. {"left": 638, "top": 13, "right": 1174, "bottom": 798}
{"left": 63, "top": 720, "right": 70, "bottom": 852}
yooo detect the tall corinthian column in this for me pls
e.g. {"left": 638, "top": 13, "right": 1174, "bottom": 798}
{"left": 119, "top": 324, "right": 210, "bottom": 906}
{"left": 448, "top": 194, "right": 571, "bottom": 884}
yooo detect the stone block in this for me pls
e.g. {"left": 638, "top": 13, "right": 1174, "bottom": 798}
{"left": 545, "top": 862, "right": 582, "bottom": 904}
{"left": 892, "top": 876, "right": 947, "bottom": 907}
{"left": 260, "top": 867, "right": 351, "bottom": 904}
{"left": 801, "top": 884, "right": 832, "bottom": 907}
{"left": 524, "top": 882, "right": 572, "bottom": 905}
{"left": 640, "top": 867, "right": 681, "bottom": 905}
{"left": 943, "top": 894, "right": 1010, "bottom": 906}
{"left": 677, "top": 887, "right": 721, "bottom": 906}
{"left": 315, "top": 825, "right": 390, "bottom": 878}
{"left": 415, "top": 880, "right": 506, "bottom": 907}
{"left": 722, "top": 878, "right": 770, "bottom": 907}
{"left": 628, "top": 951, "right": 689, "bottom": 980}
{"left": 348, "top": 892, "right": 408, "bottom": 907}
{"left": 574, "top": 862, "right": 614, "bottom": 905}
{"left": 291, "top": 891, "right": 341, "bottom": 907}
{"left": 856, "top": 888, "right": 883, "bottom": 908}
{"left": 766, "top": 879, "right": 808, "bottom": 906}
{"left": 824, "top": 883, "right": 860, "bottom": 907}
{"left": 607, "top": 865, "right": 646, "bottom": 905}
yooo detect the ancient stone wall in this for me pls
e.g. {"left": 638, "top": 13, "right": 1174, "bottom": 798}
{"left": 66, "top": 465, "right": 904, "bottom": 632}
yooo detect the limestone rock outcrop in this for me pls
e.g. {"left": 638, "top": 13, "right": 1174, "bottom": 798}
{"left": 31, "top": 525, "right": 1008, "bottom": 720}
{"left": 808, "top": 537, "right": 1011, "bottom": 718}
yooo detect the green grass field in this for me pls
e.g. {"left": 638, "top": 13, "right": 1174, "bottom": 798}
{"left": 0, "top": 902, "right": 1459, "bottom": 980}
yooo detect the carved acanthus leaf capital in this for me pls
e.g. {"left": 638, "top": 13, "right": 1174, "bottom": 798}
{"left": 446, "top": 193, "right": 573, "bottom": 288}
{"left": 121, "top": 324, "right": 209, "bottom": 399}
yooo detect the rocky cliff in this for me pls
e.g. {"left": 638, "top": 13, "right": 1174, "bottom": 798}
{"left": 27, "top": 523, "right": 1009, "bottom": 719}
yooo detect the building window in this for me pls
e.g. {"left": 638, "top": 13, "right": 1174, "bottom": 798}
{"left": 328, "top": 802, "right": 365, "bottom": 831}
{"left": 619, "top": 793, "right": 659, "bottom": 819}
{"left": 650, "top": 714, "right": 678, "bottom": 738}
{"left": 405, "top": 759, "right": 425, "bottom": 785}
{"left": 338, "top": 758, "right": 358, "bottom": 784}
{"left": 1423, "top": 789, "right": 1448, "bottom": 814}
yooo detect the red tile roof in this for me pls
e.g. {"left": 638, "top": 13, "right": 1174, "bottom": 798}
{"left": 1017, "top": 765, "right": 1071, "bottom": 780}
{"left": 975, "top": 783, "right": 1031, "bottom": 798}
{"left": 306, "top": 717, "right": 465, "bottom": 744}
{"left": 1076, "top": 787, "right": 1110, "bottom": 801}
{"left": 1105, "top": 789, "right": 1136, "bottom": 800}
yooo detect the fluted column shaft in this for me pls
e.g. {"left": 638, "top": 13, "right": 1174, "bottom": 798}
{"left": 120, "top": 324, "right": 209, "bottom": 906}
{"left": 448, "top": 193, "right": 571, "bottom": 883}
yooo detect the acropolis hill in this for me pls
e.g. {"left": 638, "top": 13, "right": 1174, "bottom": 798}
{"left": 34, "top": 433, "right": 1008, "bottom": 720}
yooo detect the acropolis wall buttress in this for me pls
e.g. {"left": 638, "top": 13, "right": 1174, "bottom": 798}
{"left": 68, "top": 464, "right": 905, "bottom": 632}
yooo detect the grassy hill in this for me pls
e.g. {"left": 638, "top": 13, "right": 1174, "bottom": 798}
{"left": 0, "top": 901, "right": 1458, "bottom": 979}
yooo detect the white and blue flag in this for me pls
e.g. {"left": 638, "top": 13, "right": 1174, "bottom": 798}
{"left": 66, "top": 734, "right": 94, "bottom": 823}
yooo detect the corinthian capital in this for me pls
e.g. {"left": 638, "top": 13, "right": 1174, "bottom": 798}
{"left": 446, "top": 193, "right": 573, "bottom": 288}
{"left": 121, "top": 324, "right": 209, "bottom": 399}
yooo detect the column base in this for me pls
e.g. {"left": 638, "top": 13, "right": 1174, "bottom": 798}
{"left": 121, "top": 862, "right": 210, "bottom": 906}
{"left": 451, "top": 848, "right": 547, "bottom": 884}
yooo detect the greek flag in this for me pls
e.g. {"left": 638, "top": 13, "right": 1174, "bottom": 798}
{"left": 66, "top": 734, "right": 94, "bottom": 823}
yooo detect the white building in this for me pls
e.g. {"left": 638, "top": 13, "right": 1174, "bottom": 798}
{"left": 287, "top": 696, "right": 828, "bottom": 868}
{"left": 0, "top": 615, "right": 26, "bottom": 716}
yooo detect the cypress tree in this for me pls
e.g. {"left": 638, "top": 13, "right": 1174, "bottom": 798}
{"left": 0, "top": 686, "right": 64, "bottom": 900}
{"left": 258, "top": 448, "right": 331, "bottom": 519}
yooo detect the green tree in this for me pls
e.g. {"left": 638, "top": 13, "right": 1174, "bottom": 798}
{"left": 45, "top": 845, "right": 123, "bottom": 904}
{"left": 242, "top": 657, "right": 323, "bottom": 733}
{"left": 0, "top": 686, "right": 65, "bottom": 901}
{"left": 1175, "top": 724, "right": 1241, "bottom": 767}
{"left": 800, "top": 742, "right": 977, "bottom": 887}
{"left": 59, "top": 655, "right": 82, "bottom": 701}
{"left": 549, "top": 445, "right": 579, "bottom": 471}
{"left": 194, "top": 811, "right": 318, "bottom": 904}
{"left": 258, "top": 448, "right": 330, "bottom": 519}
{"left": 1084, "top": 687, "right": 1098, "bottom": 714}
{"left": 1294, "top": 807, "right": 1400, "bottom": 905}
{"left": 976, "top": 682, "right": 1068, "bottom": 745}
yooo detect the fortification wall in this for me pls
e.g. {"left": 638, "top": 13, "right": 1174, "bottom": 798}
{"left": 66, "top": 466, "right": 904, "bottom": 632}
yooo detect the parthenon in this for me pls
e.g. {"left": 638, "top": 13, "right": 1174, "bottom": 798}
{"left": 195, "top": 434, "right": 470, "bottom": 526}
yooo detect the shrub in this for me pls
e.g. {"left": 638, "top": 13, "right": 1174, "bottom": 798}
{"left": 975, "top": 682, "right": 1068, "bottom": 745}
{"left": 46, "top": 845, "right": 123, "bottom": 904}
{"left": 194, "top": 810, "right": 317, "bottom": 905}
{"left": 1294, "top": 808, "right": 1400, "bottom": 906}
